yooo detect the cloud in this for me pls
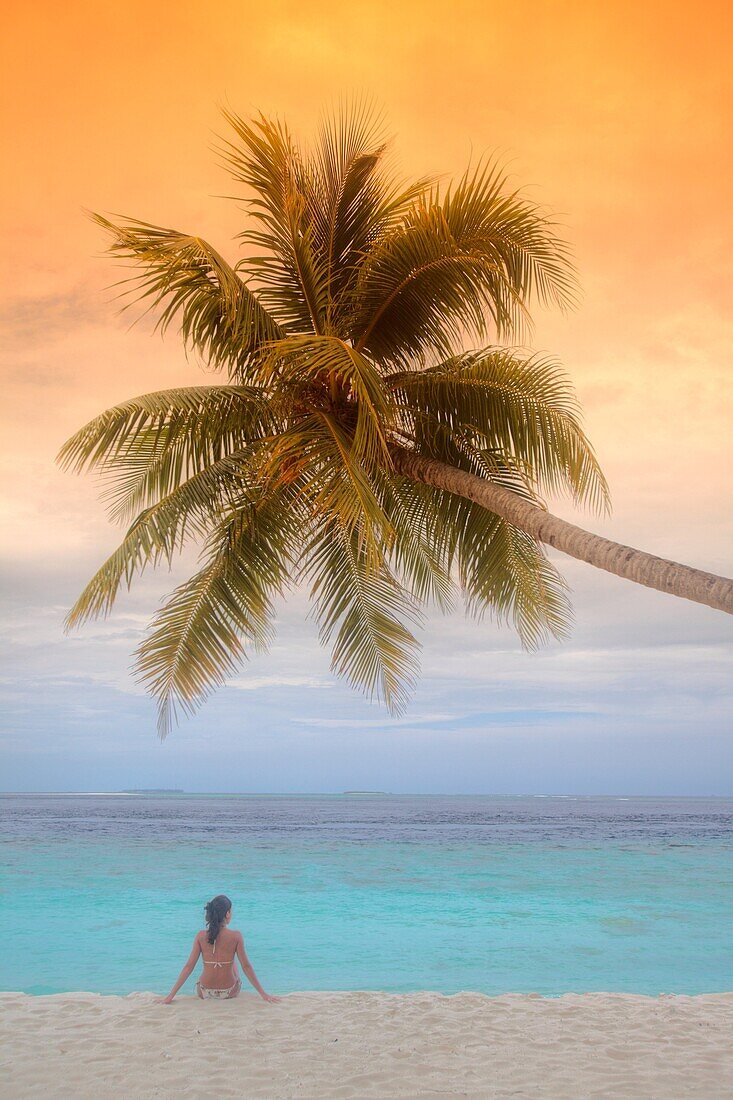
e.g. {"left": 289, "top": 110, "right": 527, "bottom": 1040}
{"left": 296, "top": 713, "right": 466, "bottom": 729}
{"left": 0, "top": 285, "right": 108, "bottom": 353}
{"left": 228, "top": 676, "right": 330, "bottom": 692}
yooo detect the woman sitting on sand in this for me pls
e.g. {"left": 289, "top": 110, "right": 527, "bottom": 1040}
{"left": 158, "top": 894, "right": 280, "bottom": 1004}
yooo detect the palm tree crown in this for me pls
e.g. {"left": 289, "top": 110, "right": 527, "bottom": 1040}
{"left": 60, "top": 103, "right": 612, "bottom": 736}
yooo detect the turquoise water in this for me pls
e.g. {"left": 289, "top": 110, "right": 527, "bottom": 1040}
{"left": 1, "top": 794, "right": 731, "bottom": 996}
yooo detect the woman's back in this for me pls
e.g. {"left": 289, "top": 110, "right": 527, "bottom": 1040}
{"left": 198, "top": 926, "right": 239, "bottom": 989}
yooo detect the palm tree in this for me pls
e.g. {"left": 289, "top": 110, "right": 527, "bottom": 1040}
{"left": 60, "top": 105, "right": 733, "bottom": 736}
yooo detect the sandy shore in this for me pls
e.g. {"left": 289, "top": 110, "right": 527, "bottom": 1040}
{"left": 2, "top": 990, "right": 731, "bottom": 1098}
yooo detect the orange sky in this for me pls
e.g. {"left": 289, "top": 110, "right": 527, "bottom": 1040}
{"left": 1, "top": 0, "right": 732, "bottom": 793}
{"left": 1, "top": 0, "right": 732, "bottom": 570}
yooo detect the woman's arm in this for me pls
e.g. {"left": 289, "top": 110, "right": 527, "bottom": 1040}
{"left": 236, "top": 932, "right": 280, "bottom": 1003}
{"left": 157, "top": 936, "right": 201, "bottom": 1004}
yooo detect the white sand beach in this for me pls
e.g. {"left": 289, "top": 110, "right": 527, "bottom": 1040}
{"left": 2, "top": 990, "right": 731, "bottom": 1098}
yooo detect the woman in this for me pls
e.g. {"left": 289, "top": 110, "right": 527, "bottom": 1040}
{"left": 158, "top": 894, "right": 280, "bottom": 1004}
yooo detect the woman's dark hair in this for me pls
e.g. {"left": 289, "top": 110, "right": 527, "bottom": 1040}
{"left": 204, "top": 894, "right": 232, "bottom": 945}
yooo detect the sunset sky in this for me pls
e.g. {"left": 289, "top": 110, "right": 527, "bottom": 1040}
{"left": 1, "top": 0, "right": 731, "bottom": 792}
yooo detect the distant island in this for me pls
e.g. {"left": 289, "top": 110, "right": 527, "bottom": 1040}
{"left": 119, "top": 788, "right": 184, "bottom": 794}
{"left": 342, "top": 790, "right": 389, "bottom": 795}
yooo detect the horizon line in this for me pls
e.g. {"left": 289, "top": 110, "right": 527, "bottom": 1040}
{"left": 1, "top": 790, "right": 732, "bottom": 799}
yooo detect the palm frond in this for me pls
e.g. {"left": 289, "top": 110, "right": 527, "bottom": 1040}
{"left": 459, "top": 508, "right": 572, "bottom": 647}
{"left": 374, "top": 475, "right": 454, "bottom": 611}
{"left": 57, "top": 385, "right": 274, "bottom": 522}
{"left": 135, "top": 488, "right": 302, "bottom": 737}
{"left": 389, "top": 349, "right": 610, "bottom": 512}
{"left": 262, "top": 410, "right": 393, "bottom": 567}
{"left": 65, "top": 454, "right": 253, "bottom": 628}
{"left": 351, "top": 161, "right": 576, "bottom": 365}
{"left": 424, "top": 488, "right": 572, "bottom": 646}
{"left": 260, "top": 334, "right": 393, "bottom": 470}
{"left": 312, "top": 99, "right": 434, "bottom": 318}
{"left": 219, "top": 111, "right": 331, "bottom": 333}
{"left": 441, "top": 160, "right": 577, "bottom": 313}
{"left": 304, "top": 520, "right": 421, "bottom": 714}
{"left": 352, "top": 204, "right": 503, "bottom": 366}
{"left": 90, "top": 214, "right": 283, "bottom": 378}
{"left": 223, "top": 106, "right": 435, "bottom": 340}
{"left": 315, "top": 98, "right": 390, "bottom": 302}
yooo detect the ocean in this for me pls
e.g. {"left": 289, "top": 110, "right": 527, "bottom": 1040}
{"left": 1, "top": 793, "right": 731, "bottom": 996}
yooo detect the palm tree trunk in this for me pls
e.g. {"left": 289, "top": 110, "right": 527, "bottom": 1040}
{"left": 392, "top": 447, "right": 733, "bottom": 616}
